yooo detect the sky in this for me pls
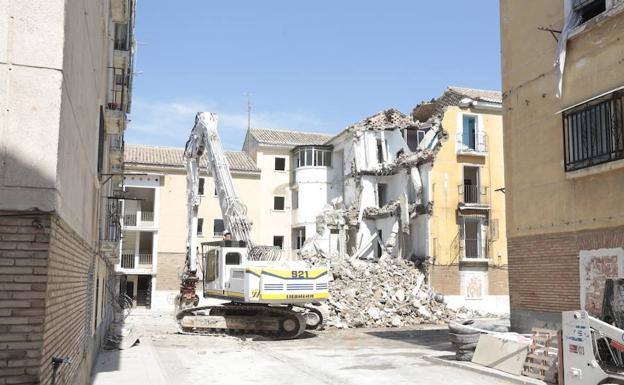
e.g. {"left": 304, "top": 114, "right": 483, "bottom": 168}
{"left": 126, "top": 0, "right": 502, "bottom": 151}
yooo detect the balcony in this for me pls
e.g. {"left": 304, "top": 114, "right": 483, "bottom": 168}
{"left": 456, "top": 132, "right": 487, "bottom": 156}
{"left": 458, "top": 185, "right": 490, "bottom": 209}
{"left": 120, "top": 252, "right": 153, "bottom": 270}
{"left": 100, "top": 199, "right": 122, "bottom": 264}
{"left": 123, "top": 210, "right": 155, "bottom": 228}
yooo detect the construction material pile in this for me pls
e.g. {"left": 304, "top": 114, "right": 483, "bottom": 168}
{"left": 319, "top": 255, "right": 455, "bottom": 328}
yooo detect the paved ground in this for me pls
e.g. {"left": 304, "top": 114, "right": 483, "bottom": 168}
{"left": 91, "top": 310, "right": 515, "bottom": 385}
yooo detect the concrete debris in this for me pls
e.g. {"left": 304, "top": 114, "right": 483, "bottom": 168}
{"left": 357, "top": 151, "right": 436, "bottom": 176}
{"left": 363, "top": 200, "right": 433, "bottom": 220}
{"left": 347, "top": 108, "right": 418, "bottom": 132}
{"left": 314, "top": 254, "right": 460, "bottom": 328}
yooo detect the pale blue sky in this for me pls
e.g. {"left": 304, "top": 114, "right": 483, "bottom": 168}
{"left": 127, "top": 1, "right": 501, "bottom": 150}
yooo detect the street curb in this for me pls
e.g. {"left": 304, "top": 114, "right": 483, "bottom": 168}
{"left": 422, "top": 355, "right": 547, "bottom": 385}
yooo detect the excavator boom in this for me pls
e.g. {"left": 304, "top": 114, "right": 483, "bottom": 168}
{"left": 175, "top": 112, "right": 329, "bottom": 339}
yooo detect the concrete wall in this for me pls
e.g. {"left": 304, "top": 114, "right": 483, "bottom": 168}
{"left": 0, "top": 0, "right": 110, "bottom": 245}
{"left": 501, "top": 0, "right": 624, "bottom": 330}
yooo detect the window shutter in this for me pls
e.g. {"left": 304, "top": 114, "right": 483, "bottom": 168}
{"left": 477, "top": 119, "right": 486, "bottom": 152}
{"left": 455, "top": 131, "right": 463, "bottom": 153}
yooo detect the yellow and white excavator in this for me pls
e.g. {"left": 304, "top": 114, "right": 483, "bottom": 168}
{"left": 175, "top": 112, "right": 329, "bottom": 339}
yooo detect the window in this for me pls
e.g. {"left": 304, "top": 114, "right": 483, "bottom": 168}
{"left": 273, "top": 236, "right": 284, "bottom": 249}
{"left": 563, "top": 90, "right": 624, "bottom": 171}
{"left": 376, "top": 139, "right": 386, "bottom": 163}
{"left": 462, "top": 116, "right": 477, "bottom": 151}
{"left": 461, "top": 218, "right": 482, "bottom": 259}
{"left": 405, "top": 130, "right": 425, "bottom": 152}
{"left": 114, "top": 23, "right": 129, "bottom": 51}
{"left": 225, "top": 252, "right": 241, "bottom": 265}
{"left": 294, "top": 147, "right": 332, "bottom": 168}
{"left": 213, "top": 219, "right": 224, "bottom": 236}
{"left": 197, "top": 218, "right": 204, "bottom": 236}
{"left": 205, "top": 250, "right": 218, "bottom": 282}
{"left": 293, "top": 227, "right": 306, "bottom": 249}
{"left": 377, "top": 183, "right": 388, "bottom": 206}
{"left": 273, "top": 196, "right": 285, "bottom": 211}
{"left": 198, "top": 178, "right": 205, "bottom": 196}
{"left": 574, "top": 0, "right": 606, "bottom": 23}
{"left": 292, "top": 190, "right": 298, "bottom": 209}
{"left": 274, "top": 157, "right": 286, "bottom": 171}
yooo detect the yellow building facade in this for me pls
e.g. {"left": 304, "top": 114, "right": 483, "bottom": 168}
{"left": 501, "top": 0, "right": 624, "bottom": 331}
{"left": 413, "top": 87, "right": 509, "bottom": 310}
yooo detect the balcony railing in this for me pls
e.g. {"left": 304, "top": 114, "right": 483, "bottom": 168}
{"left": 123, "top": 211, "right": 155, "bottom": 228}
{"left": 102, "top": 199, "right": 122, "bottom": 243}
{"left": 459, "top": 185, "right": 489, "bottom": 206}
{"left": 120, "top": 253, "right": 153, "bottom": 269}
{"left": 107, "top": 67, "right": 128, "bottom": 112}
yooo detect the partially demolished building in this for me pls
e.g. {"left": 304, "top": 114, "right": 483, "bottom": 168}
{"left": 298, "top": 87, "right": 508, "bottom": 312}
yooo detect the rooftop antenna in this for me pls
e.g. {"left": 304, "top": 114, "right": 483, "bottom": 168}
{"left": 245, "top": 92, "right": 252, "bottom": 131}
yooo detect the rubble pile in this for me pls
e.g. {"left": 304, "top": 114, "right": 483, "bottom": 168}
{"left": 321, "top": 255, "right": 456, "bottom": 328}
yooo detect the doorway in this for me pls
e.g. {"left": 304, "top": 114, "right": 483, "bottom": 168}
{"left": 463, "top": 166, "right": 480, "bottom": 204}
{"left": 136, "top": 275, "right": 151, "bottom": 308}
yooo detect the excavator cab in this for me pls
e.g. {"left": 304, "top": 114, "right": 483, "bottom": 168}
{"left": 200, "top": 241, "right": 329, "bottom": 305}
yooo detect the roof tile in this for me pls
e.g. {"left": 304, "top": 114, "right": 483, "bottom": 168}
{"left": 248, "top": 128, "right": 334, "bottom": 147}
{"left": 124, "top": 144, "right": 260, "bottom": 172}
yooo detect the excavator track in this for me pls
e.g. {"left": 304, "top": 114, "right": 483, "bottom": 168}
{"left": 175, "top": 303, "right": 307, "bottom": 339}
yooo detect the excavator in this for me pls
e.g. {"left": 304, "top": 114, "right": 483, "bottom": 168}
{"left": 174, "top": 112, "right": 329, "bottom": 339}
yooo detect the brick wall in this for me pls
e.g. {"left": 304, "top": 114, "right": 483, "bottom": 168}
{"left": 429, "top": 265, "right": 460, "bottom": 295}
{"left": 0, "top": 212, "right": 106, "bottom": 385}
{"left": 429, "top": 264, "right": 509, "bottom": 296}
{"left": 39, "top": 215, "right": 94, "bottom": 385}
{"left": 508, "top": 225, "right": 624, "bottom": 314}
{"left": 157, "top": 252, "right": 185, "bottom": 290}
{"left": 489, "top": 268, "right": 509, "bottom": 295}
{"left": 0, "top": 213, "right": 50, "bottom": 385}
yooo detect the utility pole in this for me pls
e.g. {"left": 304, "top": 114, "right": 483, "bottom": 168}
{"left": 245, "top": 92, "right": 252, "bottom": 131}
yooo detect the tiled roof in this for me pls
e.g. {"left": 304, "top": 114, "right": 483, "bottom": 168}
{"left": 412, "top": 86, "right": 502, "bottom": 122}
{"left": 124, "top": 144, "right": 260, "bottom": 172}
{"left": 448, "top": 86, "right": 502, "bottom": 104}
{"left": 248, "top": 128, "right": 334, "bottom": 147}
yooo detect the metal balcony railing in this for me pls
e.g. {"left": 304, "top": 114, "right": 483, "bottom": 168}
{"left": 102, "top": 199, "right": 122, "bottom": 243}
{"left": 138, "top": 253, "right": 152, "bottom": 266}
{"left": 123, "top": 211, "right": 155, "bottom": 228}
{"left": 141, "top": 211, "right": 154, "bottom": 223}
{"left": 121, "top": 253, "right": 135, "bottom": 269}
{"left": 107, "top": 67, "right": 128, "bottom": 112}
{"left": 459, "top": 185, "right": 489, "bottom": 205}
{"left": 120, "top": 253, "right": 153, "bottom": 269}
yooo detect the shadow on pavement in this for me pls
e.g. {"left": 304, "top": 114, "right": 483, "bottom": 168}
{"left": 365, "top": 328, "right": 451, "bottom": 351}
